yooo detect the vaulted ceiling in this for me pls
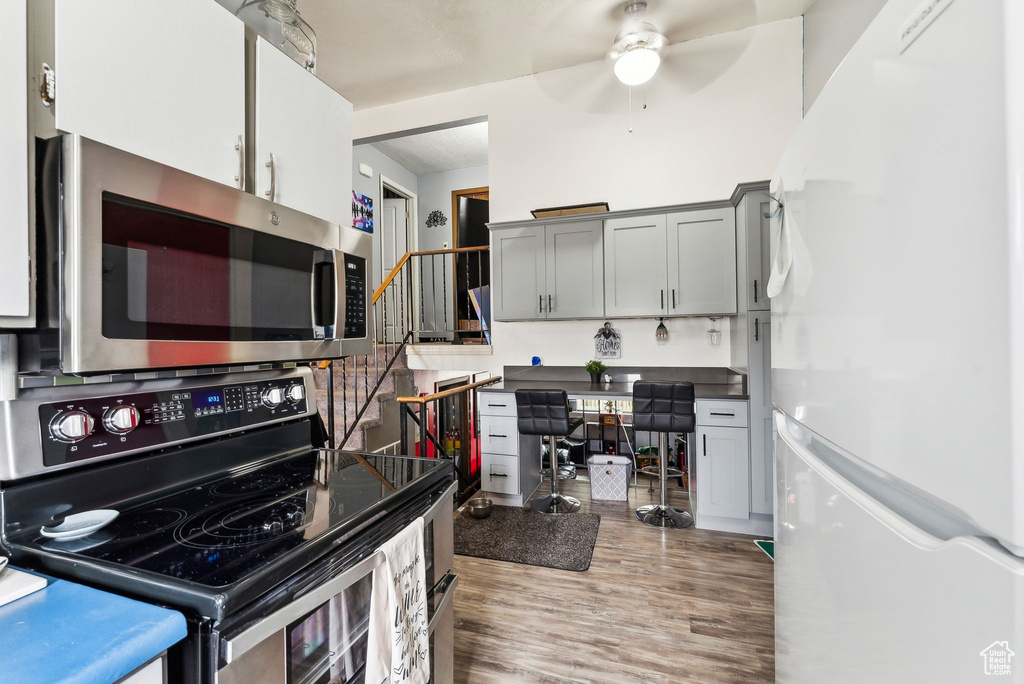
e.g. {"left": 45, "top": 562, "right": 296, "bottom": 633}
{"left": 300, "top": 0, "right": 816, "bottom": 109}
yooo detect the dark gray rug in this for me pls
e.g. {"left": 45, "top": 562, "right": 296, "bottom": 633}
{"left": 454, "top": 505, "right": 601, "bottom": 572}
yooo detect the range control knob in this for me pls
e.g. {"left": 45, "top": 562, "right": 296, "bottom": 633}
{"left": 285, "top": 383, "right": 305, "bottom": 404}
{"left": 261, "top": 387, "right": 285, "bottom": 409}
{"left": 50, "top": 410, "right": 95, "bottom": 443}
{"left": 103, "top": 405, "right": 140, "bottom": 434}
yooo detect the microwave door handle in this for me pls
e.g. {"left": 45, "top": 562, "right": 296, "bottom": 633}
{"left": 311, "top": 250, "right": 343, "bottom": 340}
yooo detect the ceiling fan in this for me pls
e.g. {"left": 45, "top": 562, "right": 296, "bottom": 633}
{"left": 609, "top": 2, "right": 667, "bottom": 86}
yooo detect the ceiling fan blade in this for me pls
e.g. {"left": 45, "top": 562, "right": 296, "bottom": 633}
{"left": 655, "top": 32, "right": 753, "bottom": 96}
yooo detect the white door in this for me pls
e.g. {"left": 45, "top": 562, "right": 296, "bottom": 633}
{"left": 54, "top": 0, "right": 245, "bottom": 186}
{"left": 696, "top": 426, "right": 750, "bottom": 520}
{"left": 254, "top": 37, "right": 353, "bottom": 225}
{"left": 544, "top": 221, "right": 604, "bottom": 318}
{"left": 667, "top": 208, "right": 737, "bottom": 315}
{"left": 748, "top": 314, "right": 773, "bottom": 515}
{"left": 604, "top": 215, "right": 667, "bottom": 317}
{"left": 378, "top": 198, "right": 408, "bottom": 338}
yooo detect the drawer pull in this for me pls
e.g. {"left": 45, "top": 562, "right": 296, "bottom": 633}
{"left": 490, "top": 404, "right": 507, "bottom": 407}
{"left": 489, "top": 434, "right": 508, "bottom": 438}
{"left": 709, "top": 412, "right": 735, "bottom": 417}
{"left": 490, "top": 472, "right": 508, "bottom": 478}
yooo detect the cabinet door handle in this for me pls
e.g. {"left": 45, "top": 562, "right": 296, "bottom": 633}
{"left": 489, "top": 434, "right": 507, "bottom": 438}
{"left": 264, "top": 153, "right": 277, "bottom": 201}
{"left": 490, "top": 472, "right": 508, "bottom": 478}
{"left": 754, "top": 317, "right": 759, "bottom": 342}
{"left": 234, "top": 134, "right": 245, "bottom": 190}
{"left": 753, "top": 280, "right": 758, "bottom": 303}
{"left": 490, "top": 404, "right": 506, "bottom": 408}
{"left": 660, "top": 289, "right": 665, "bottom": 309}
{"left": 672, "top": 289, "right": 676, "bottom": 309}
{"left": 539, "top": 295, "right": 543, "bottom": 313}
{"left": 703, "top": 433, "right": 707, "bottom": 456}
{"left": 548, "top": 294, "right": 553, "bottom": 312}
{"left": 709, "top": 412, "right": 735, "bottom": 417}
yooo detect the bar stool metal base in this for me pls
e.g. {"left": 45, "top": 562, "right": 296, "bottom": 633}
{"left": 532, "top": 493, "right": 582, "bottom": 515}
{"left": 540, "top": 466, "right": 578, "bottom": 480}
{"left": 635, "top": 504, "right": 693, "bottom": 529}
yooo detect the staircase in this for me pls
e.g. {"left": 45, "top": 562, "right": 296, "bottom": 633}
{"left": 313, "top": 344, "right": 412, "bottom": 452}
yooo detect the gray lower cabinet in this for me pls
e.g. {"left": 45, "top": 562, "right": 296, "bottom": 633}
{"left": 667, "top": 208, "right": 737, "bottom": 315}
{"left": 545, "top": 221, "right": 604, "bottom": 318}
{"left": 604, "top": 214, "right": 668, "bottom": 317}
{"left": 479, "top": 392, "right": 542, "bottom": 506}
{"left": 491, "top": 226, "right": 545, "bottom": 320}
{"left": 492, "top": 221, "right": 604, "bottom": 321}
{"left": 747, "top": 313, "right": 773, "bottom": 515}
{"left": 696, "top": 424, "right": 751, "bottom": 520}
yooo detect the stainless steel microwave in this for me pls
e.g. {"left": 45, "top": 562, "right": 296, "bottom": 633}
{"left": 26, "top": 135, "right": 370, "bottom": 375}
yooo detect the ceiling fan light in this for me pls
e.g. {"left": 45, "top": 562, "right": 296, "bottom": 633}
{"left": 614, "top": 47, "right": 660, "bottom": 86}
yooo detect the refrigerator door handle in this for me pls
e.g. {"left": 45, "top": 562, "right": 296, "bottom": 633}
{"left": 776, "top": 412, "right": 963, "bottom": 552}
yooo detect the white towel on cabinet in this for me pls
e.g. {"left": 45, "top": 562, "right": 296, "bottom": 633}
{"left": 365, "top": 517, "right": 429, "bottom": 684}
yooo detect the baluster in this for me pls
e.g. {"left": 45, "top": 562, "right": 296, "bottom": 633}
{"left": 341, "top": 357, "right": 348, "bottom": 446}
{"left": 476, "top": 251, "right": 485, "bottom": 337}
{"left": 431, "top": 255, "right": 438, "bottom": 335}
{"left": 464, "top": 252, "right": 470, "bottom": 341}
{"left": 418, "top": 255, "right": 425, "bottom": 334}
{"left": 327, "top": 361, "right": 335, "bottom": 449}
{"left": 442, "top": 254, "right": 448, "bottom": 334}
{"left": 399, "top": 268, "right": 405, "bottom": 339}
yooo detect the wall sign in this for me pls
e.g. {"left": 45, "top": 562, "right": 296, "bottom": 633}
{"left": 594, "top": 322, "right": 621, "bottom": 359}
{"left": 352, "top": 191, "right": 374, "bottom": 232}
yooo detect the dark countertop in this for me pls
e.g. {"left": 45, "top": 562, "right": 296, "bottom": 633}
{"left": 480, "top": 366, "right": 748, "bottom": 400}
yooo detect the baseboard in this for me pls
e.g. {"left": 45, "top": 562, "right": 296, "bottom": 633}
{"left": 695, "top": 512, "right": 773, "bottom": 537}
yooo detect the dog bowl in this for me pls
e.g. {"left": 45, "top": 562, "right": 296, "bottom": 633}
{"left": 467, "top": 498, "right": 493, "bottom": 519}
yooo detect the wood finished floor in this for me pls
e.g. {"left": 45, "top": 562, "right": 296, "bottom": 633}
{"left": 452, "top": 477, "right": 774, "bottom": 684}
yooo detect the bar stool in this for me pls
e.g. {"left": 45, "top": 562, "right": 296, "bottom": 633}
{"left": 633, "top": 381, "right": 694, "bottom": 529}
{"left": 515, "top": 389, "right": 580, "bottom": 515}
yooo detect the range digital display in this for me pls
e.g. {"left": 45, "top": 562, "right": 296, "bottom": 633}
{"left": 194, "top": 391, "right": 222, "bottom": 406}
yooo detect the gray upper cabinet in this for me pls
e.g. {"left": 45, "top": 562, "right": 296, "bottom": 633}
{"left": 545, "top": 221, "right": 604, "bottom": 318}
{"left": 492, "top": 226, "right": 546, "bottom": 320}
{"left": 735, "top": 186, "right": 771, "bottom": 312}
{"left": 667, "top": 207, "right": 737, "bottom": 315}
{"left": 604, "top": 215, "right": 668, "bottom": 317}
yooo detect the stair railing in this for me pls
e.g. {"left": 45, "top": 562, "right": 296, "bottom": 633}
{"left": 322, "top": 246, "right": 490, "bottom": 450}
{"left": 397, "top": 375, "right": 501, "bottom": 503}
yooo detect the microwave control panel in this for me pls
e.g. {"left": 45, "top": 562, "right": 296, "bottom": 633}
{"left": 343, "top": 254, "right": 367, "bottom": 339}
{"left": 38, "top": 377, "right": 311, "bottom": 468}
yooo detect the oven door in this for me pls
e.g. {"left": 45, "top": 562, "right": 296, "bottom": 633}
{"left": 60, "top": 135, "right": 370, "bottom": 374}
{"left": 217, "top": 482, "right": 457, "bottom": 684}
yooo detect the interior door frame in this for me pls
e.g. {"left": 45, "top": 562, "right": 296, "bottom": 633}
{"left": 378, "top": 175, "right": 419, "bottom": 341}
{"left": 450, "top": 186, "right": 489, "bottom": 341}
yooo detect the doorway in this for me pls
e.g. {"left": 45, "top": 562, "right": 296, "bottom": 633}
{"left": 451, "top": 187, "right": 490, "bottom": 343}
{"left": 378, "top": 176, "right": 417, "bottom": 340}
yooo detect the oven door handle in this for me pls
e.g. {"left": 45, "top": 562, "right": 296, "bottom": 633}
{"left": 311, "top": 250, "right": 344, "bottom": 340}
{"left": 428, "top": 572, "right": 459, "bottom": 635}
{"left": 222, "top": 481, "right": 455, "bottom": 664}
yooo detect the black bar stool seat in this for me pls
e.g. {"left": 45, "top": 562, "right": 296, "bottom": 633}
{"left": 633, "top": 381, "right": 694, "bottom": 529}
{"left": 515, "top": 389, "right": 580, "bottom": 515}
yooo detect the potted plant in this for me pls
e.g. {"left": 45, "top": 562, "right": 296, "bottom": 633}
{"left": 585, "top": 360, "right": 608, "bottom": 384}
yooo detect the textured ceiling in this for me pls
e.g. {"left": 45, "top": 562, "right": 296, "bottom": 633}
{"left": 300, "top": 0, "right": 816, "bottom": 109}
{"left": 371, "top": 122, "right": 489, "bottom": 176}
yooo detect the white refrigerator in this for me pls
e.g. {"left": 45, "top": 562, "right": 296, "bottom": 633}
{"left": 771, "top": 0, "right": 1024, "bottom": 681}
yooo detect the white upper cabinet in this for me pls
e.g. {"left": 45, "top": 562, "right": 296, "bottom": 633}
{"left": 492, "top": 226, "right": 546, "bottom": 320}
{"left": 544, "top": 221, "right": 604, "bottom": 319}
{"left": 604, "top": 215, "right": 668, "bottom": 317}
{"left": 54, "top": 0, "right": 245, "bottom": 187}
{"left": 254, "top": 37, "right": 352, "bottom": 226}
{"left": 667, "top": 207, "right": 737, "bottom": 315}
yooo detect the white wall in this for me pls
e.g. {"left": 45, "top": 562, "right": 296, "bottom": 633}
{"left": 351, "top": 143, "right": 419, "bottom": 294}
{"left": 803, "top": 0, "right": 887, "bottom": 114}
{"left": 356, "top": 19, "right": 803, "bottom": 375}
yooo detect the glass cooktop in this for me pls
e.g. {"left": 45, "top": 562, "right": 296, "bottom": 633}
{"left": 29, "top": 451, "right": 444, "bottom": 588}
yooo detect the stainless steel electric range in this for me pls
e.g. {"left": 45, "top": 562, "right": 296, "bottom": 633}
{"left": 0, "top": 367, "right": 456, "bottom": 683}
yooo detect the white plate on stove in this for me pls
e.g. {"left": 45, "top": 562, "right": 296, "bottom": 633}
{"left": 40, "top": 509, "right": 119, "bottom": 541}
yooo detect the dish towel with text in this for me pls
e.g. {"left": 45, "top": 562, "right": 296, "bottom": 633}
{"left": 366, "top": 517, "right": 429, "bottom": 684}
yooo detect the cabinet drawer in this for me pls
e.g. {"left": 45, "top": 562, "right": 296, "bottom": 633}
{"left": 480, "top": 392, "right": 516, "bottom": 417}
{"left": 482, "top": 453, "right": 520, "bottom": 495}
{"left": 480, "top": 416, "right": 518, "bottom": 455}
{"left": 697, "top": 400, "right": 748, "bottom": 427}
